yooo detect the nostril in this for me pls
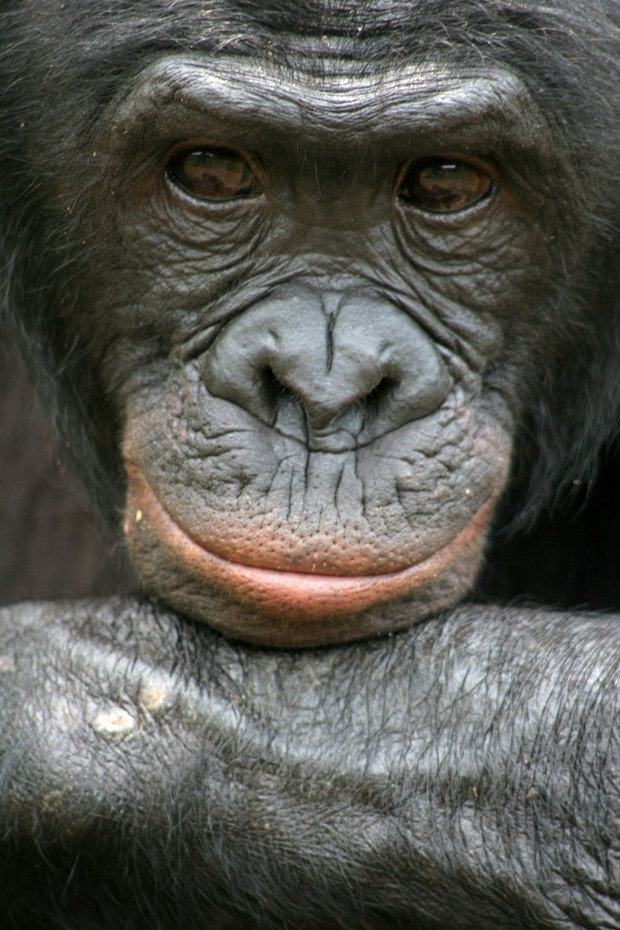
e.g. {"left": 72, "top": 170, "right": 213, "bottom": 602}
{"left": 261, "top": 365, "right": 302, "bottom": 408}
{"left": 362, "top": 376, "right": 397, "bottom": 417}
{"left": 261, "top": 366, "right": 280, "bottom": 404}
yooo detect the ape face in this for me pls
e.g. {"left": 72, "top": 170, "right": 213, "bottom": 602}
{"left": 3, "top": 5, "right": 620, "bottom": 928}
{"left": 45, "top": 50, "right": 577, "bottom": 645}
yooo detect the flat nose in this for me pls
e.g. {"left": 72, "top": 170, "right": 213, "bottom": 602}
{"left": 202, "top": 287, "right": 450, "bottom": 450}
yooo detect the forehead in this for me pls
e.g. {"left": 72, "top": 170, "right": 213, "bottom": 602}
{"left": 105, "top": 55, "right": 552, "bottom": 159}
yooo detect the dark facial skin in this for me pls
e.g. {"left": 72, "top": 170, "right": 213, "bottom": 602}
{"left": 60, "top": 57, "right": 569, "bottom": 645}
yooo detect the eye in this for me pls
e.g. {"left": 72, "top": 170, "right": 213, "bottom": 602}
{"left": 167, "top": 147, "right": 262, "bottom": 201}
{"left": 399, "top": 158, "right": 493, "bottom": 213}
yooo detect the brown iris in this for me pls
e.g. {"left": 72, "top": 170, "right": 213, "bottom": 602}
{"left": 400, "top": 158, "right": 493, "bottom": 213}
{"left": 167, "top": 147, "right": 261, "bottom": 201}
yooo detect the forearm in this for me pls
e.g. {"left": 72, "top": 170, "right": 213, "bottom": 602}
{"left": 0, "top": 598, "right": 618, "bottom": 929}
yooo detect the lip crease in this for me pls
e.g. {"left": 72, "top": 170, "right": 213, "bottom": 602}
{"left": 125, "top": 467, "right": 497, "bottom": 623}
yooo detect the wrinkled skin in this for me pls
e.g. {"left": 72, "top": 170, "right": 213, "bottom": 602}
{"left": 1, "top": 599, "right": 618, "bottom": 930}
{"left": 94, "top": 57, "right": 529, "bottom": 645}
{"left": 1, "top": 0, "right": 620, "bottom": 927}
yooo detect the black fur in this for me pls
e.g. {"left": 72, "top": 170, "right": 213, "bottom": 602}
{"left": 0, "top": 2, "right": 619, "bottom": 927}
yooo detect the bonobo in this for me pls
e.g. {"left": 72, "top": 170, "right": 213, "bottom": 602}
{"left": 0, "top": 1, "right": 619, "bottom": 929}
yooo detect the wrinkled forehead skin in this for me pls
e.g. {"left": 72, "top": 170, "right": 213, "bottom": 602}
{"left": 15, "top": 0, "right": 609, "bottom": 131}
{"left": 104, "top": 55, "right": 554, "bottom": 156}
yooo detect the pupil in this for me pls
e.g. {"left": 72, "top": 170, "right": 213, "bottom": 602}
{"left": 184, "top": 151, "right": 247, "bottom": 188}
{"left": 421, "top": 164, "right": 465, "bottom": 189}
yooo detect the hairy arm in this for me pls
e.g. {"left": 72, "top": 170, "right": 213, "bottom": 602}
{"left": 0, "top": 598, "right": 618, "bottom": 929}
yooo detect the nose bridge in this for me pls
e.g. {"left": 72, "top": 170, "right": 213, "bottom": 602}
{"left": 275, "top": 139, "right": 387, "bottom": 233}
{"left": 286, "top": 180, "right": 385, "bottom": 234}
{"left": 202, "top": 283, "right": 451, "bottom": 450}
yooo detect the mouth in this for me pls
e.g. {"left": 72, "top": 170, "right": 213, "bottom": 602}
{"left": 124, "top": 467, "right": 497, "bottom": 626}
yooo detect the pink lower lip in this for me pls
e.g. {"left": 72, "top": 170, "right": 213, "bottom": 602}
{"left": 125, "top": 468, "right": 496, "bottom": 623}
